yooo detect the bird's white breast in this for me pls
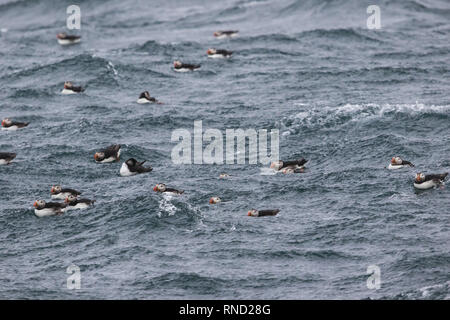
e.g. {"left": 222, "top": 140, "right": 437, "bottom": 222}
{"left": 137, "top": 98, "right": 150, "bottom": 104}
{"left": 57, "top": 38, "right": 80, "bottom": 45}
{"left": 1, "top": 126, "right": 18, "bottom": 131}
{"left": 388, "top": 164, "right": 405, "bottom": 170}
{"left": 34, "top": 208, "right": 61, "bottom": 217}
{"left": 120, "top": 163, "right": 136, "bottom": 176}
{"left": 61, "top": 88, "right": 77, "bottom": 95}
{"left": 414, "top": 180, "right": 436, "bottom": 190}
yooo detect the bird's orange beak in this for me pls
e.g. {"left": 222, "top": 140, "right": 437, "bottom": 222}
{"left": 94, "top": 153, "right": 99, "bottom": 161}
{"left": 247, "top": 211, "right": 251, "bottom": 216}
{"left": 64, "top": 197, "right": 69, "bottom": 203}
{"left": 391, "top": 157, "right": 396, "bottom": 164}
{"left": 213, "top": 32, "right": 218, "bottom": 36}
{"left": 209, "top": 198, "right": 214, "bottom": 204}
{"left": 51, "top": 186, "right": 55, "bottom": 193}
{"left": 1, "top": 120, "right": 5, "bottom": 127}
{"left": 153, "top": 186, "right": 157, "bottom": 192}
{"left": 33, "top": 201, "right": 38, "bottom": 208}
{"left": 207, "top": 49, "right": 212, "bottom": 54}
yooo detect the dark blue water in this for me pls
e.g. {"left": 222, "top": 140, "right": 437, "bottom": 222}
{"left": 0, "top": 0, "right": 449, "bottom": 299}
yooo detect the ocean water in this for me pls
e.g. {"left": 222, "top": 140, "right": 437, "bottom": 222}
{"left": 0, "top": 0, "right": 449, "bottom": 299}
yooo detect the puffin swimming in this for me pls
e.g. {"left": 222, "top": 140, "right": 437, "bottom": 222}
{"left": 248, "top": 209, "right": 280, "bottom": 217}
{"left": 120, "top": 158, "right": 153, "bottom": 176}
{"left": 0, "top": 152, "right": 16, "bottom": 165}
{"left": 388, "top": 156, "right": 414, "bottom": 170}
{"left": 33, "top": 200, "right": 67, "bottom": 217}
{"left": 270, "top": 158, "right": 307, "bottom": 173}
{"left": 153, "top": 183, "right": 184, "bottom": 195}
{"left": 213, "top": 30, "right": 239, "bottom": 39}
{"left": 414, "top": 172, "right": 448, "bottom": 190}
{"left": 219, "top": 173, "right": 230, "bottom": 179}
{"left": 64, "top": 195, "right": 95, "bottom": 210}
{"left": 206, "top": 48, "right": 233, "bottom": 58}
{"left": 57, "top": 32, "right": 81, "bottom": 45}
{"left": 61, "top": 81, "right": 84, "bottom": 94}
{"left": 173, "top": 60, "right": 201, "bottom": 72}
{"left": 50, "top": 185, "right": 81, "bottom": 200}
{"left": 137, "top": 91, "right": 162, "bottom": 104}
{"left": 94, "top": 144, "right": 121, "bottom": 163}
{"left": 209, "top": 197, "right": 221, "bottom": 204}
{"left": 1, "top": 118, "right": 29, "bottom": 131}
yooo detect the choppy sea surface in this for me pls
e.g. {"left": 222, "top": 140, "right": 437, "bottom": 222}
{"left": 0, "top": 0, "right": 449, "bottom": 299}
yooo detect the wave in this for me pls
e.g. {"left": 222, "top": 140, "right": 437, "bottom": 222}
{"left": 280, "top": 103, "right": 450, "bottom": 133}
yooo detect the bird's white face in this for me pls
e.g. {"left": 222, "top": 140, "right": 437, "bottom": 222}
{"left": 213, "top": 31, "right": 221, "bottom": 37}
{"left": 51, "top": 185, "right": 62, "bottom": 194}
{"left": 174, "top": 61, "right": 182, "bottom": 68}
{"left": 1, "top": 118, "right": 12, "bottom": 127}
{"left": 270, "top": 161, "right": 283, "bottom": 170}
{"left": 94, "top": 152, "right": 105, "bottom": 161}
{"left": 65, "top": 195, "right": 76, "bottom": 203}
{"left": 207, "top": 48, "right": 216, "bottom": 55}
{"left": 247, "top": 209, "right": 258, "bottom": 216}
{"left": 209, "top": 197, "right": 221, "bottom": 204}
{"left": 153, "top": 184, "right": 166, "bottom": 192}
{"left": 64, "top": 81, "right": 72, "bottom": 89}
{"left": 392, "top": 156, "right": 402, "bottom": 165}
{"left": 34, "top": 200, "right": 46, "bottom": 209}
{"left": 415, "top": 173, "right": 425, "bottom": 182}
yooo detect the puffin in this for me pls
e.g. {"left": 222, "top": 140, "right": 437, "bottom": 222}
{"left": 388, "top": 156, "right": 414, "bottom": 170}
{"left": 173, "top": 60, "right": 201, "bottom": 72}
{"left": 213, "top": 30, "right": 239, "bottom": 39}
{"left": 120, "top": 158, "right": 153, "bottom": 176}
{"left": 50, "top": 185, "right": 81, "bottom": 200}
{"left": 33, "top": 200, "right": 67, "bottom": 217}
{"left": 57, "top": 32, "right": 81, "bottom": 45}
{"left": 209, "top": 197, "right": 221, "bottom": 204}
{"left": 153, "top": 183, "right": 184, "bottom": 195}
{"left": 1, "top": 118, "right": 29, "bottom": 131}
{"left": 414, "top": 172, "right": 448, "bottom": 190}
{"left": 219, "top": 173, "right": 230, "bottom": 179}
{"left": 0, "top": 152, "right": 16, "bottom": 165}
{"left": 248, "top": 209, "right": 280, "bottom": 217}
{"left": 270, "top": 158, "right": 307, "bottom": 173}
{"left": 206, "top": 48, "right": 233, "bottom": 58}
{"left": 94, "top": 144, "right": 121, "bottom": 163}
{"left": 137, "top": 91, "right": 162, "bottom": 104}
{"left": 64, "top": 195, "right": 95, "bottom": 210}
{"left": 61, "top": 81, "right": 84, "bottom": 94}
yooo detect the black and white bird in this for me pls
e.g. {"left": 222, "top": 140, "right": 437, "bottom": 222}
{"left": 206, "top": 48, "right": 233, "bottom": 58}
{"left": 270, "top": 158, "right": 307, "bottom": 174}
{"left": 1, "top": 118, "right": 29, "bottom": 131}
{"left": 247, "top": 209, "right": 280, "bottom": 217}
{"left": 414, "top": 172, "right": 448, "bottom": 190}
{"left": 388, "top": 156, "right": 414, "bottom": 170}
{"left": 33, "top": 200, "right": 67, "bottom": 217}
{"left": 57, "top": 32, "right": 81, "bottom": 45}
{"left": 153, "top": 183, "right": 184, "bottom": 195}
{"left": 137, "top": 91, "right": 162, "bottom": 104}
{"left": 50, "top": 185, "right": 81, "bottom": 200}
{"left": 61, "top": 81, "right": 84, "bottom": 94}
{"left": 173, "top": 60, "right": 201, "bottom": 72}
{"left": 64, "top": 195, "right": 95, "bottom": 210}
{"left": 213, "top": 30, "right": 239, "bottom": 39}
{"left": 120, "top": 158, "right": 153, "bottom": 176}
{"left": 94, "top": 144, "right": 121, "bottom": 163}
{"left": 0, "top": 152, "right": 16, "bottom": 165}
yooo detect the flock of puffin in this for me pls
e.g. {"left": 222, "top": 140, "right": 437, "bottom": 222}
{"left": 1, "top": 30, "right": 448, "bottom": 218}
